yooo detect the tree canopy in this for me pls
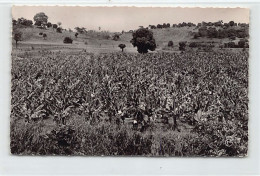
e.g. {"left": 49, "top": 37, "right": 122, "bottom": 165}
{"left": 33, "top": 12, "right": 48, "bottom": 26}
{"left": 130, "top": 28, "right": 156, "bottom": 54}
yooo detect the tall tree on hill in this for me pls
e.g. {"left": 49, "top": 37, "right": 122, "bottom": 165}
{"left": 13, "top": 31, "right": 22, "bottom": 48}
{"left": 130, "top": 28, "right": 156, "bottom": 54}
{"left": 33, "top": 12, "right": 48, "bottom": 27}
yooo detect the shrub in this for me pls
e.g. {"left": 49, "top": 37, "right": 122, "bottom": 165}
{"left": 56, "top": 27, "right": 62, "bottom": 33}
{"left": 189, "top": 42, "right": 197, "bottom": 48}
{"left": 63, "top": 37, "right": 73, "bottom": 44}
{"left": 238, "top": 39, "right": 246, "bottom": 48}
{"left": 75, "top": 33, "right": 78, "bottom": 38}
{"left": 39, "top": 32, "right": 43, "bottom": 35}
{"left": 43, "top": 33, "right": 47, "bottom": 40}
{"left": 179, "top": 41, "right": 187, "bottom": 51}
{"left": 168, "top": 41, "right": 174, "bottom": 47}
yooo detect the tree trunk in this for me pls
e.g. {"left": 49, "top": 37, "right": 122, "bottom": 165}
{"left": 15, "top": 41, "right": 18, "bottom": 48}
{"left": 121, "top": 48, "right": 124, "bottom": 52}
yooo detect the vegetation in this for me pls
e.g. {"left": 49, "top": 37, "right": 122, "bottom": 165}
{"left": 43, "top": 33, "right": 47, "bottom": 40}
{"left": 13, "top": 31, "right": 22, "bottom": 48}
{"left": 131, "top": 28, "right": 156, "bottom": 53}
{"left": 168, "top": 41, "right": 174, "bottom": 47}
{"left": 56, "top": 27, "right": 62, "bottom": 33}
{"left": 179, "top": 41, "right": 186, "bottom": 51}
{"left": 118, "top": 44, "right": 126, "bottom": 52}
{"left": 11, "top": 51, "right": 248, "bottom": 156}
{"left": 63, "top": 37, "right": 73, "bottom": 44}
{"left": 33, "top": 12, "right": 48, "bottom": 27}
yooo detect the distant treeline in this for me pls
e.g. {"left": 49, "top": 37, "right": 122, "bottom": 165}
{"left": 145, "top": 20, "right": 249, "bottom": 30}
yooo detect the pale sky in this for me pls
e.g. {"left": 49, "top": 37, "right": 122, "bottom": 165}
{"left": 12, "top": 6, "right": 250, "bottom": 32}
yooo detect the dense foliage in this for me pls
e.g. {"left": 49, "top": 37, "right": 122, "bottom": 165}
{"left": 63, "top": 37, "right": 73, "bottom": 44}
{"left": 11, "top": 51, "right": 248, "bottom": 156}
{"left": 131, "top": 28, "right": 156, "bottom": 53}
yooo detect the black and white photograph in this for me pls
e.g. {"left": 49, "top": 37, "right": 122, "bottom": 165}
{"left": 11, "top": 6, "right": 249, "bottom": 156}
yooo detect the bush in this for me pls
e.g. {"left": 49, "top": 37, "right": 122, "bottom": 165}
{"left": 179, "top": 41, "right": 187, "bottom": 51}
{"left": 168, "top": 41, "right": 174, "bottom": 47}
{"left": 189, "top": 42, "right": 197, "bottom": 48}
{"left": 63, "top": 37, "right": 73, "bottom": 44}
{"left": 39, "top": 32, "right": 43, "bottom": 35}
{"left": 238, "top": 39, "right": 246, "bottom": 48}
{"left": 75, "top": 33, "right": 78, "bottom": 38}
{"left": 43, "top": 33, "right": 47, "bottom": 40}
{"left": 193, "top": 33, "right": 200, "bottom": 39}
{"left": 56, "top": 27, "right": 62, "bottom": 33}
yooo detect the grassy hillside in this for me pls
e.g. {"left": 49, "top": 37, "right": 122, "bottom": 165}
{"left": 14, "top": 25, "right": 247, "bottom": 54}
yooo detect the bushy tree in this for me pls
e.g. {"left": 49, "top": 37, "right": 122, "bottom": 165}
{"left": 63, "top": 37, "right": 73, "bottom": 44}
{"left": 74, "top": 27, "right": 87, "bottom": 34}
{"left": 52, "top": 24, "right": 58, "bottom": 29}
{"left": 118, "top": 44, "right": 126, "bottom": 52}
{"left": 33, "top": 12, "right": 48, "bottom": 26}
{"left": 17, "top": 18, "right": 33, "bottom": 26}
{"left": 56, "top": 27, "right": 62, "bottom": 33}
{"left": 130, "top": 28, "right": 156, "bottom": 54}
{"left": 229, "top": 21, "right": 235, "bottom": 27}
{"left": 47, "top": 22, "right": 52, "bottom": 28}
{"left": 13, "top": 31, "right": 22, "bottom": 48}
{"left": 43, "top": 33, "right": 47, "bottom": 40}
{"left": 168, "top": 41, "right": 173, "bottom": 47}
{"left": 179, "top": 41, "right": 186, "bottom": 51}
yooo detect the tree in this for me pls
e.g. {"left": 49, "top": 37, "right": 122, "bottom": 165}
{"left": 238, "top": 39, "right": 246, "bottom": 48}
{"left": 33, "top": 12, "right": 48, "bottom": 26}
{"left": 17, "top": 18, "right": 33, "bottom": 26}
{"left": 179, "top": 41, "right": 186, "bottom": 51}
{"left": 57, "top": 22, "right": 62, "bottom": 27}
{"left": 43, "top": 33, "right": 47, "bottom": 40}
{"left": 47, "top": 22, "right": 52, "bottom": 28}
{"left": 14, "top": 31, "right": 22, "bottom": 48}
{"left": 113, "top": 33, "right": 120, "bottom": 41}
{"left": 130, "top": 28, "right": 156, "bottom": 54}
{"left": 74, "top": 27, "right": 87, "bottom": 34}
{"left": 56, "top": 27, "right": 62, "bottom": 33}
{"left": 52, "top": 24, "right": 58, "bottom": 29}
{"left": 98, "top": 26, "right": 101, "bottom": 31}
{"left": 12, "top": 19, "right": 17, "bottom": 26}
{"left": 229, "top": 21, "right": 235, "bottom": 27}
{"left": 63, "top": 37, "right": 73, "bottom": 44}
{"left": 168, "top": 41, "right": 173, "bottom": 47}
{"left": 118, "top": 44, "right": 126, "bottom": 52}
{"left": 75, "top": 32, "right": 78, "bottom": 38}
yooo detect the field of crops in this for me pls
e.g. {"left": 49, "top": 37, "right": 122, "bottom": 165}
{"left": 10, "top": 50, "right": 248, "bottom": 156}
